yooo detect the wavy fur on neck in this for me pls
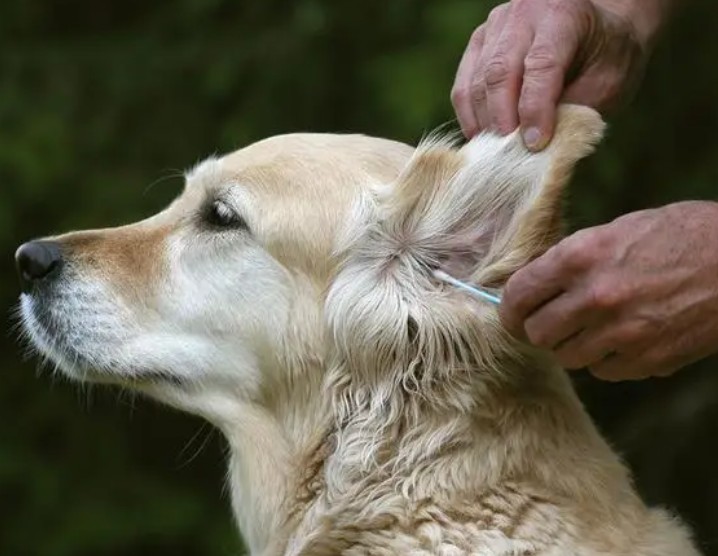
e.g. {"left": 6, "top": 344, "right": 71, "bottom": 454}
{"left": 280, "top": 107, "right": 698, "bottom": 555}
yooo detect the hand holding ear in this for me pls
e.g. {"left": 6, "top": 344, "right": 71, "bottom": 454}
{"left": 500, "top": 201, "right": 718, "bottom": 381}
{"left": 451, "top": 0, "right": 668, "bottom": 149}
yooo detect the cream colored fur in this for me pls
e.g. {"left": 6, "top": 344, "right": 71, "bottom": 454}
{"left": 18, "top": 105, "right": 700, "bottom": 555}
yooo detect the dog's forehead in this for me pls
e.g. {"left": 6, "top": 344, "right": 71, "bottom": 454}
{"left": 177, "top": 134, "right": 413, "bottom": 278}
{"left": 181, "top": 133, "right": 414, "bottom": 226}
{"left": 219, "top": 133, "right": 413, "bottom": 174}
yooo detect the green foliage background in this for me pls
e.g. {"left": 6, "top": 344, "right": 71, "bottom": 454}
{"left": 2, "top": 1, "right": 718, "bottom": 554}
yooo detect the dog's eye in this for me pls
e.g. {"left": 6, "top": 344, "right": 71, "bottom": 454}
{"left": 204, "top": 200, "right": 246, "bottom": 230}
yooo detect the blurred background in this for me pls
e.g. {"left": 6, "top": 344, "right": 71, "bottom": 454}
{"left": 2, "top": 0, "right": 718, "bottom": 554}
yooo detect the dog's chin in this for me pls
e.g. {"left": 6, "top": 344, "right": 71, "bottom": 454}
{"left": 18, "top": 295, "right": 185, "bottom": 389}
{"left": 75, "top": 369, "right": 187, "bottom": 388}
{"left": 27, "top": 339, "right": 185, "bottom": 389}
{"left": 29, "top": 344, "right": 186, "bottom": 389}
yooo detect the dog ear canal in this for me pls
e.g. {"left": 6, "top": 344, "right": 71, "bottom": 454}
{"left": 384, "top": 105, "right": 605, "bottom": 285}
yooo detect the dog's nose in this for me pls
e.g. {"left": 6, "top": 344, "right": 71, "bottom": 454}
{"left": 15, "top": 241, "right": 63, "bottom": 292}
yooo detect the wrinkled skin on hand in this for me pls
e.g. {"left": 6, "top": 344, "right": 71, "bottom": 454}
{"left": 499, "top": 202, "right": 718, "bottom": 381}
{"left": 451, "top": 0, "right": 655, "bottom": 148}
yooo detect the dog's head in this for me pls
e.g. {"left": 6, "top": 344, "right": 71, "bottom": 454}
{"left": 16, "top": 106, "right": 603, "bottom": 428}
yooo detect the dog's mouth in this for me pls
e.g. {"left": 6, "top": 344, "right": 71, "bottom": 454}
{"left": 87, "top": 369, "right": 187, "bottom": 388}
{"left": 18, "top": 293, "right": 186, "bottom": 388}
{"left": 19, "top": 293, "right": 90, "bottom": 371}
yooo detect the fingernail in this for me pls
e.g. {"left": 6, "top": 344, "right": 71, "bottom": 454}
{"left": 522, "top": 127, "right": 543, "bottom": 151}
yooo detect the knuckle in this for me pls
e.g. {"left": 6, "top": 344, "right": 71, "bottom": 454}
{"left": 524, "top": 45, "right": 560, "bottom": 75}
{"left": 546, "top": 0, "right": 569, "bottom": 13}
{"left": 546, "top": 0, "right": 583, "bottom": 20}
{"left": 470, "top": 80, "right": 487, "bottom": 103}
{"left": 589, "top": 226, "right": 612, "bottom": 252}
{"left": 618, "top": 319, "right": 652, "bottom": 346}
{"left": 524, "top": 318, "right": 549, "bottom": 348}
{"left": 469, "top": 25, "right": 485, "bottom": 47}
{"left": 485, "top": 54, "right": 513, "bottom": 90}
{"left": 556, "top": 234, "right": 593, "bottom": 269}
{"left": 525, "top": 323, "right": 549, "bottom": 348}
{"left": 570, "top": 228, "right": 594, "bottom": 246}
{"left": 451, "top": 86, "right": 468, "bottom": 107}
{"left": 487, "top": 5, "right": 507, "bottom": 24}
{"left": 586, "top": 281, "right": 620, "bottom": 310}
{"left": 559, "top": 228, "right": 609, "bottom": 269}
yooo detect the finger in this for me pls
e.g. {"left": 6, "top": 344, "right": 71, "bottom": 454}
{"left": 522, "top": 290, "right": 596, "bottom": 350}
{"left": 587, "top": 342, "right": 688, "bottom": 381}
{"left": 452, "top": 25, "right": 486, "bottom": 138}
{"left": 552, "top": 322, "right": 617, "bottom": 370}
{"left": 499, "top": 247, "right": 566, "bottom": 339}
{"left": 484, "top": 10, "right": 534, "bottom": 134}
{"left": 472, "top": 5, "right": 510, "bottom": 132}
{"left": 518, "top": 6, "right": 589, "bottom": 150}
{"left": 593, "top": 323, "right": 718, "bottom": 382}
{"left": 588, "top": 350, "right": 656, "bottom": 382}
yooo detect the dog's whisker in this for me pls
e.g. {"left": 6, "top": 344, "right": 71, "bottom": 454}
{"left": 142, "top": 169, "right": 185, "bottom": 197}
{"left": 177, "top": 423, "right": 215, "bottom": 469}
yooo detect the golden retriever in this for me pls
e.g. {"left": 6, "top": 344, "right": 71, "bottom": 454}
{"left": 16, "top": 105, "right": 699, "bottom": 555}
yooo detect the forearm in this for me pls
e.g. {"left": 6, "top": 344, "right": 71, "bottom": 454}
{"left": 595, "top": 0, "right": 678, "bottom": 46}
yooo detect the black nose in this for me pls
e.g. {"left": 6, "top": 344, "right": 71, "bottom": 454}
{"left": 15, "top": 241, "right": 63, "bottom": 292}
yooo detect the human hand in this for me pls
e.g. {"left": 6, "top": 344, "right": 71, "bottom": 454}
{"left": 451, "top": 0, "right": 666, "bottom": 148}
{"left": 499, "top": 202, "right": 718, "bottom": 381}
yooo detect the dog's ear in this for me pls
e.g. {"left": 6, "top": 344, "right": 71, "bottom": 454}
{"left": 383, "top": 104, "right": 605, "bottom": 285}
{"left": 326, "top": 105, "right": 604, "bottom": 405}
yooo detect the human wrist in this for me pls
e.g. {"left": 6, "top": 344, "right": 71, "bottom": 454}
{"left": 593, "top": 0, "right": 674, "bottom": 48}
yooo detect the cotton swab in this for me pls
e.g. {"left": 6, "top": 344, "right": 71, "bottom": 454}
{"left": 432, "top": 270, "right": 502, "bottom": 306}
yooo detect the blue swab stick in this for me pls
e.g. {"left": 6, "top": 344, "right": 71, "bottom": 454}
{"left": 433, "top": 270, "right": 502, "bottom": 306}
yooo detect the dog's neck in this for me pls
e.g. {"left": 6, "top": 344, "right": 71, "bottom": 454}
{"left": 217, "top": 353, "right": 631, "bottom": 556}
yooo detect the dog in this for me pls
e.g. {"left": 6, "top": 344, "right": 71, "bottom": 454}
{"left": 16, "top": 105, "right": 700, "bottom": 555}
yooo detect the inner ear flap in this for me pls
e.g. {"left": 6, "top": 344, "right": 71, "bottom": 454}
{"left": 378, "top": 104, "right": 604, "bottom": 285}
{"left": 471, "top": 105, "right": 606, "bottom": 285}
